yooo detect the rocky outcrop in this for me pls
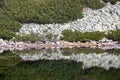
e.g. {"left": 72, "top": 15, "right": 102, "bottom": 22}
{"left": 19, "top": 2, "right": 120, "bottom": 39}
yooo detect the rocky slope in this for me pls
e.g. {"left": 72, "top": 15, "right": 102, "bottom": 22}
{"left": 20, "top": 2, "right": 120, "bottom": 39}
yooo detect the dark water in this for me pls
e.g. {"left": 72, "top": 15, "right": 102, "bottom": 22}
{"left": 0, "top": 48, "right": 120, "bottom": 80}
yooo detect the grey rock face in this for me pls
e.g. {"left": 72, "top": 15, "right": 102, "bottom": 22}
{"left": 19, "top": 2, "right": 120, "bottom": 39}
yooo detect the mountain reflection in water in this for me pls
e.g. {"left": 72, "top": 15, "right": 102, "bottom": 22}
{"left": 0, "top": 48, "right": 120, "bottom": 80}
{"left": 18, "top": 48, "right": 120, "bottom": 70}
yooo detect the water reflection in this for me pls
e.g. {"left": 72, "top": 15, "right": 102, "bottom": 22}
{"left": 17, "top": 48, "right": 120, "bottom": 70}
{"left": 1, "top": 60, "right": 120, "bottom": 80}
{"left": 0, "top": 48, "right": 120, "bottom": 80}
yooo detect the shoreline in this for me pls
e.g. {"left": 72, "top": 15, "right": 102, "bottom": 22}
{"left": 0, "top": 39, "right": 120, "bottom": 51}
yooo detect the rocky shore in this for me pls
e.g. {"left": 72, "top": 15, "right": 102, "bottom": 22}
{"left": 0, "top": 38, "right": 120, "bottom": 52}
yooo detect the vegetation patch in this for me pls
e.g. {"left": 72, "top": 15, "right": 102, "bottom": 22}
{"left": 61, "top": 29, "right": 105, "bottom": 42}
{"left": 13, "top": 34, "right": 44, "bottom": 43}
{"left": 0, "top": 53, "right": 21, "bottom": 67}
{"left": 0, "top": 29, "right": 15, "bottom": 40}
{"left": 14, "top": 33, "right": 57, "bottom": 42}
{"left": 102, "top": 0, "right": 119, "bottom": 4}
{"left": 106, "top": 30, "right": 120, "bottom": 42}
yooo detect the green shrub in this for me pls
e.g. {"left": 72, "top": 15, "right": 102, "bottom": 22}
{"left": 0, "top": 8, "right": 21, "bottom": 40}
{"left": 83, "top": 31, "right": 105, "bottom": 41}
{"left": 0, "top": 53, "right": 21, "bottom": 67}
{"left": 106, "top": 30, "right": 120, "bottom": 42}
{"left": 80, "top": 0, "right": 105, "bottom": 9}
{"left": 2, "top": 0, "right": 105, "bottom": 24}
{"left": 61, "top": 29, "right": 105, "bottom": 42}
{"left": 0, "top": 29, "right": 15, "bottom": 40}
{"left": 61, "top": 29, "right": 76, "bottom": 42}
{"left": 0, "top": 0, "right": 4, "bottom": 8}
{"left": 45, "top": 33, "right": 58, "bottom": 42}
{"left": 14, "top": 33, "right": 58, "bottom": 42}
{"left": 14, "top": 34, "right": 44, "bottom": 43}
{"left": 3, "top": 0, "right": 83, "bottom": 23}
{"left": 102, "top": 0, "right": 119, "bottom": 4}
{"left": 45, "top": 33, "right": 54, "bottom": 40}
{"left": 0, "top": 19, "right": 21, "bottom": 32}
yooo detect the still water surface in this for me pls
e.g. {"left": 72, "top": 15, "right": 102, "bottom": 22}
{"left": 0, "top": 48, "right": 120, "bottom": 80}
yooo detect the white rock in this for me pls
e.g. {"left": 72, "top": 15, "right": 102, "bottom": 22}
{"left": 0, "top": 39, "right": 4, "bottom": 44}
{"left": 0, "top": 50, "right": 4, "bottom": 53}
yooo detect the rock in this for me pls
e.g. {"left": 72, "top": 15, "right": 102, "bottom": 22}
{"left": 15, "top": 42, "right": 25, "bottom": 48}
{"left": 0, "top": 39, "right": 4, "bottom": 44}
{"left": 99, "top": 38, "right": 113, "bottom": 42}
{"left": 0, "top": 41, "right": 8, "bottom": 47}
{"left": 116, "top": 24, "right": 120, "bottom": 30}
{"left": 0, "top": 49, "right": 4, "bottom": 53}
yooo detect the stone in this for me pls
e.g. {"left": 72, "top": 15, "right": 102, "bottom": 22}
{"left": 116, "top": 24, "right": 120, "bottom": 30}
{"left": 0, "top": 39, "right": 4, "bottom": 44}
{"left": 0, "top": 49, "right": 4, "bottom": 53}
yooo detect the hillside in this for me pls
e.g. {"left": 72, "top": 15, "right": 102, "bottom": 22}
{"left": 20, "top": 1, "right": 120, "bottom": 40}
{"left": 0, "top": 0, "right": 120, "bottom": 41}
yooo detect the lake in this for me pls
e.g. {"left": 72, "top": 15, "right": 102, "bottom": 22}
{"left": 0, "top": 48, "right": 120, "bottom": 80}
